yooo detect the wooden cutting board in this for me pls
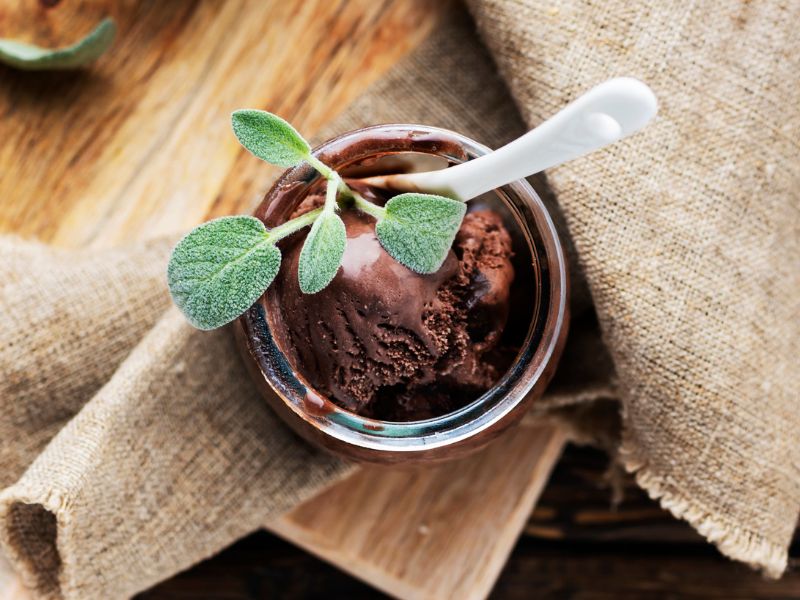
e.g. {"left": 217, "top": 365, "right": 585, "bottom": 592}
{"left": 0, "top": 2, "right": 567, "bottom": 598}
{"left": 270, "top": 423, "right": 566, "bottom": 600}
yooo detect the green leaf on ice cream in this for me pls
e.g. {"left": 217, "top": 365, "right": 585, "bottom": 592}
{"left": 298, "top": 203, "right": 347, "bottom": 294}
{"left": 167, "top": 113, "right": 471, "bottom": 330}
{"left": 375, "top": 193, "right": 467, "bottom": 274}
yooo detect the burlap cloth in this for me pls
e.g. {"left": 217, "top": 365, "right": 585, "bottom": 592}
{"left": 1, "top": 2, "right": 798, "bottom": 597}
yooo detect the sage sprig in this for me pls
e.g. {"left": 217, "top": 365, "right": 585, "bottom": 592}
{"left": 167, "top": 216, "right": 282, "bottom": 331}
{"left": 375, "top": 193, "right": 466, "bottom": 274}
{"left": 231, "top": 110, "right": 310, "bottom": 168}
{"left": 298, "top": 178, "right": 347, "bottom": 294}
{"left": 168, "top": 110, "right": 468, "bottom": 330}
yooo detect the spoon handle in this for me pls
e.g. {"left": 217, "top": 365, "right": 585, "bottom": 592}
{"left": 364, "top": 77, "right": 657, "bottom": 201}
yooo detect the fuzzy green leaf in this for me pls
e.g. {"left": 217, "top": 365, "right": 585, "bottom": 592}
{"left": 167, "top": 216, "right": 281, "bottom": 330}
{"left": 298, "top": 210, "right": 346, "bottom": 293}
{"left": 376, "top": 193, "right": 466, "bottom": 274}
{"left": 0, "top": 18, "right": 116, "bottom": 71}
{"left": 231, "top": 110, "right": 311, "bottom": 167}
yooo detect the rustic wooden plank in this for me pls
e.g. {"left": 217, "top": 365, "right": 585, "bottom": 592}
{"left": 0, "top": 0, "right": 450, "bottom": 245}
{"left": 137, "top": 534, "right": 800, "bottom": 600}
{"left": 492, "top": 541, "right": 800, "bottom": 599}
{"left": 268, "top": 424, "right": 567, "bottom": 600}
{"left": 137, "top": 529, "right": 800, "bottom": 599}
{"left": 137, "top": 444, "right": 800, "bottom": 599}
{"left": 525, "top": 444, "right": 706, "bottom": 544}
{"left": 138, "top": 532, "right": 389, "bottom": 600}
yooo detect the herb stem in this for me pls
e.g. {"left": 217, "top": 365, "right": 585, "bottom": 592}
{"left": 266, "top": 207, "right": 324, "bottom": 242}
{"left": 323, "top": 176, "right": 339, "bottom": 213}
{"left": 307, "top": 154, "right": 351, "bottom": 202}
{"left": 352, "top": 191, "right": 386, "bottom": 220}
{"left": 306, "top": 154, "right": 335, "bottom": 180}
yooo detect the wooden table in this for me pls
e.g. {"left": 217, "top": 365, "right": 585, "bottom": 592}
{"left": 0, "top": 0, "right": 448, "bottom": 244}
{"left": 2, "top": 1, "right": 798, "bottom": 598}
{"left": 138, "top": 444, "right": 800, "bottom": 599}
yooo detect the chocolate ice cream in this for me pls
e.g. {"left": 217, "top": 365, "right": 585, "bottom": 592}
{"left": 265, "top": 183, "right": 516, "bottom": 421}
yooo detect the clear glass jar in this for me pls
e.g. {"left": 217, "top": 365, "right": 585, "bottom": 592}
{"left": 235, "top": 124, "right": 569, "bottom": 464}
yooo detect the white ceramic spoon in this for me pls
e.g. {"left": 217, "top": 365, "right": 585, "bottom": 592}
{"left": 360, "top": 77, "right": 658, "bottom": 200}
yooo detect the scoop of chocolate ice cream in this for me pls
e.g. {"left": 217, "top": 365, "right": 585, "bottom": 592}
{"left": 265, "top": 185, "right": 515, "bottom": 421}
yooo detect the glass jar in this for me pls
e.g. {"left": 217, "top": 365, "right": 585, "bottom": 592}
{"left": 235, "top": 124, "right": 569, "bottom": 464}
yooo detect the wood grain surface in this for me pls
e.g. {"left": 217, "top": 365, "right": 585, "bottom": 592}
{"left": 1, "top": 2, "right": 570, "bottom": 599}
{"left": 0, "top": 0, "right": 450, "bottom": 246}
{"left": 136, "top": 445, "right": 800, "bottom": 599}
{"left": 270, "top": 425, "right": 567, "bottom": 600}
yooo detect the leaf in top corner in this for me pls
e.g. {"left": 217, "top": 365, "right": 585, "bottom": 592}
{"left": 231, "top": 110, "right": 311, "bottom": 167}
{"left": 167, "top": 216, "right": 281, "bottom": 330}
{"left": 298, "top": 210, "right": 346, "bottom": 294}
{"left": 375, "top": 193, "right": 466, "bottom": 274}
{"left": 0, "top": 18, "right": 116, "bottom": 71}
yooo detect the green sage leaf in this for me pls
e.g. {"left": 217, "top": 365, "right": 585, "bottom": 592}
{"left": 0, "top": 18, "right": 116, "bottom": 71}
{"left": 298, "top": 210, "right": 346, "bottom": 294}
{"left": 376, "top": 193, "right": 466, "bottom": 274}
{"left": 167, "top": 216, "right": 281, "bottom": 330}
{"left": 231, "top": 109, "right": 311, "bottom": 167}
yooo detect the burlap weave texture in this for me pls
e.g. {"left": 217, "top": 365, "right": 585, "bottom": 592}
{"left": 467, "top": 0, "right": 800, "bottom": 575}
{"left": 1, "top": 3, "right": 797, "bottom": 598}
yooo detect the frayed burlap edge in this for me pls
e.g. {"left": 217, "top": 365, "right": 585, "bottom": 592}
{"left": 533, "top": 378, "right": 789, "bottom": 577}
{"left": 619, "top": 437, "right": 788, "bottom": 579}
{"left": 0, "top": 465, "right": 355, "bottom": 600}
